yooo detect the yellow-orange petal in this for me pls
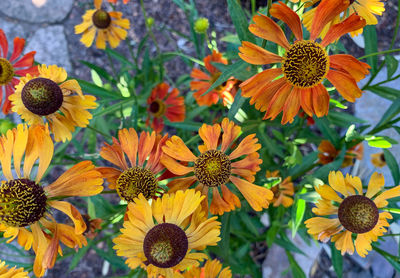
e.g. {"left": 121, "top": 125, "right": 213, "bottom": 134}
{"left": 167, "top": 176, "right": 198, "bottom": 193}
{"left": 321, "top": 14, "right": 366, "bottom": 47}
{"left": 365, "top": 172, "right": 385, "bottom": 198}
{"left": 100, "top": 139, "right": 129, "bottom": 170}
{"left": 249, "top": 14, "right": 290, "bottom": 49}
{"left": 270, "top": 1, "right": 303, "bottom": 41}
{"left": 332, "top": 230, "right": 355, "bottom": 255}
{"left": 162, "top": 136, "right": 197, "bottom": 162}
{"left": 264, "top": 82, "right": 293, "bottom": 120}
{"left": 199, "top": 123, "right": 221, "bottom": 151}
{"left": 220, "top": 118, "right": 241, "bottom": 152}
{"left": 328, "top": 171, "right": 348, "bottom": 197}
{"left": 96, "top": 167, "right": 121, "bottom": 189}
{"left": 160, "top": 154, "right": 193, "bottom": 175}
{"left": 221, "top": 184, "right": 241, "bottom": 210}
{"left": 118, "top": 128, "right": 138, "bottom": 167}
{"left": 240, "top": 68, "right": 282, "bottom": 99}
{"left": 327, "top": 69, "right": 362, "bottom": 102}
{"left": 138, "top": 131, "right": 156, "bottom": 166}
{"left": 229, "top": 134, "right": 260, "bottom": 160}
{"left": 374, "top": 185, "right": 400, "bottom": 208}
{"left": 310, "top": 0, "right": 349, "bottom": 40}
{"left": 355, "top": 233, "right": 372, "bottom": 257}
{"left": 48, "top": 200, "right": 86, "bottom": 234}
{"left": 230, "top": 175, "right": 273, "bottom": 211}
{"left": 238, "top": 41, "right": 283, "bottom": 65}
{"left": 315, "top": 184, "right": 342, "bottom": 202}
{"left": 210, "top": 187, "right": 232, "bottom": 215}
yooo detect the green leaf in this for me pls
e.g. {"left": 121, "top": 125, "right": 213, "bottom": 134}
{"left": 80, "top": 60, "right": 115, "bottom": 84}
{"left": 201, "top": 60, "right": 247, "bottom": 96}
{"left": 220, "top": 213, "right": 231, "bottom": 259}
{"left": 266, "top": 220, "right": 280, "bottom": 247}
{"left": 331, "top": 244, "right": 343, "bottom": 278}
{"left": 286, "top": 251, "right": 306, "bottom": 278}
{"left": 375, "top": 98, "right": 400, "bottom": 130}
{"left": 275, "top": 232, "right": 306, "bottom": 255}
{"left": 165, "top": 120, "right": 202, "bottom": 131}
{"left": 105, "top": 47, "right": 134, "bottom": 67}
{"left": 238, "top": 211, "right": 259, "bottom": 237}
{"left": 227, "top": 0, "right": 255, "bottom": 43}
{"left": 368, "top": 86, "right": 400, "bottom": 101}
{"left": 328, "top": 111, "right": 366, "bottom": 127}
{"left": 77, "top": 79, "right": 121, "bottom": 99}
{"left": 383, "top": 149, "right": 400, "bottom": 185}
{"left": 366, "top": 136, "right": 393, "bottom": 148}
{"left": 373, "top": 244, "right": 400, "bottom": 272}
{"left": 155, "top": 51, "right": 204, "bottom": 66}
{"left": 228, "top": 89, "right": 245, "bottom": 120}
{"left": 291, "top": 188, "right": 306, "bottom": 238}
{"left": 386, "top": 55, "right": 399, "bottom": 79}
{"left": 364, "top": 25, "right": 378, "bottom": 73}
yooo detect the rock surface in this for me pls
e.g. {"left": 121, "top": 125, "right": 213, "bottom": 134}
{"left": 0, "top": 0, "right": 74, "bottom": 23}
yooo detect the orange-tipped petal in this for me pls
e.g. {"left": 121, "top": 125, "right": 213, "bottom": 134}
{"left": 100, "top": 139, "right": 129, "bottom": 170}
{"left": 264, "top": 82, "right": 293, "bottom": 120}
{"left": 230, "top": 175, "right": 273, "bottom": 211}
{"left": 281, "top": 87, "right": 301, "bottom": 124}
{"left": 310, "top": 0, "right": 350, "bottom": 40}
{"left": 166, "top": 176, "right": 197, "bottom": 193}
{"left": 199, "top": 123, "right": 221, "bottom": 151}
{"left": 210, "top": 187, "right": 232, "bottom": 215}
{"left": 239, "top": 41, "right": 283, "bottom": 65}
{"left": 138, "top": 131, "right": 156, "bottom": 166}
{"left": 327, "top": 69, "right": 362, "bottom": 102}
{"left": 220, "top": 118, "right": 241, "bottom": 152}
{"left": 249, "top": 14, "right": 290, "bottom": 49}
{"left": 118, "top": 128, "right": 138, "bottom": 167}
{"left": 311, "top": 84, "right": 330, "bottom": 117}
{"left": 321, "top": 14, "right": 367, "bottom": 47}
{"left": 48, "top": 200, "right": 87, "bottom": 234}
{"left": 329, "top": 54, "right": 370, "bottom": 82}
{"left": 162, "top": 136, "right": 197, "bottom": 162}
{"left": 300, "top": 88, "right": 314, "bottom": 117}
{"left": 240, "top": 68, "right": 282, "bottom": 98}
{"left": 229, "top": 134, "right": 260, "bottom": 160}
{"left": 270, "top": 1, "right": 303, "bottom": 41}
{"left": 221, "top": 184, "right": 241, "bottom": 210}
{"left": 96, "top": 166, "right": 121, "bottom": 189}
{"left": 160, "top": 154, "right": 193, "bottom": 175}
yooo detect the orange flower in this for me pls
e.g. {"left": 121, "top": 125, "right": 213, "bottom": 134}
{"left": 0, "top": 124, "right": 103, "bottom": 277}
{"left": 182, "top": 258, "right": 232, "bottom": 278}
{"left": 146, "top": 83, "right": 185, "bottom": 133}
{"left": 108, "top": 0, "right": 130, "bottom": 3}
{"left": 98, "top": 128, "right": 170, "bottom": 202}
{"left": 0, "top": 29, "right": 38, "bottom": 114}
{"left": 318, "top": 140, "right": 363, "bottom": 167}
{"left": 190, "top": 51, "right": 238, "bottom": 106}
{"left": 161, "top": 118, "right": 273, "bottom": 215}
{"left": 266, "top": 170, "right": 294, "bottom": 207}
{"left": 239, "top": 0, "right": 370, "bottom": 124}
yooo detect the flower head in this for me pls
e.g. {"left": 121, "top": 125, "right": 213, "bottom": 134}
{"left": 302, "top": 0, "right": 385, "bottom": 37}
{"left": 266, "top": 170, "right": 294, "bottom": 207}
{"left": 74, "top": 0, "right": 130, "bottom": 49}
{"left": 0, "top": 29, "right": 38, "bottom": 114}
{"left": 0, "top": 124, "right": 103, "bottom": 276}
{"left": 161, "top": 118, "right": 273, "bottom": 215}
{"left": 305, "top": 171, "right": 400, "bottom": 257}
{"left": 194, "top": 18, "right": 210, "bottom": 34}
{"left": 98, "top": 128, "right": 169, "bottom": 202}
{"left": 371, "top": 152, "right": 386, "bottom": 168}
{"left": 113, "top": 189, "right": 221, "bottom": 277}
{"left": 0, "top": 260, "right": 29, "bottom": 278}
{"left": 9, "top": 64, "right": 97, "bottom": 142}
{"left": 182, "top": 258, "right": 232, "bottom": 278}
{"left": 318, "top": 140, "right": 363, "bottom": 167}
{"left": 190, "top": 51, "right": 238, "bottom": 107}
{"left": 239, "top": 0, "right": 370, "bottom": 124}
{"left": 146, "top": 83, "right": 185, "bottom": 133}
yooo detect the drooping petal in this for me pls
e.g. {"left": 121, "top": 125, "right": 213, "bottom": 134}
{"left": 281, "top": 87, "right": 301, "bottom": 124}
{"left": 239, "top": 41, "right": 283, "bottom": 65}
{"left": 373, "top": 185, "right": 400, "bottom": 208}
{"left": 48, "top": 201, "right": 87, "bottom": 234}
{"left": 160, "top": 154, "right": 194, "bottom": 175}
{"left": 264, "top": 82, "right": 293, "bottom": 121}
{"left": 321, "top": 14, "right": 366, "bottom": 46}
{"left": 327, "top": 69, "right": 363, "bottom": 102}
{"left": 311, "top": 84, "right": 330, "bottom": 117}
{"left": 270, "top": 1, "right": 303, "bottom": 41}
{"left": 329, "top": 54, "right": 370, "bottom": 82}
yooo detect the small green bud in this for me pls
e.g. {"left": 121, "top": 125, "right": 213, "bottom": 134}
{"left": 103, "top": 83, "right": 112, "bottom": 91}
{"left": 146, "top": 17, "right": 155, "bottom": 28}
{"left": 194, "top": 17, "right": 209, "bottom": 34}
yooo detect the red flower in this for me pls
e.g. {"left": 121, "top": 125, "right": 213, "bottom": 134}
{"left": 146, "top": 83, "right": 185, "bottom": 133}
{"left": 0, "top": 29, "right": 38, "bottom": 114}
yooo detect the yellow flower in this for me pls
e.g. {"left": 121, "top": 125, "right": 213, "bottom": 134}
{"left": 97, "top": 128, "right": 169, "bottom": 202}
{"left": 113, "top": 189, "right": 221, "bottom": 278}
{"left": 9, "top": 64, "right": 97, "bottom": 142}
{"left": 302, "top": 0, "right": 385, "bottom": 37}
{"left": 0, "top": 124, "right": 104, "bottom": 277}
{"left": 305, "top": 171, "right": 400, "bottom": 257}
{"left": 161, "top": 118, "right": 273, "bottom": 215}
{"left": 181, "top": 258, "right": 232, "bottom": 278}
{"left": 371, "top": 152, "right": 386, "bottom": 168}
{"left": 74, "top": 0, "right": 130, "bottom": 49}
{"left": 266, "top": 170, "right": 295, "bottom": 208}
{"left": 0, "top": 260, "right": 29, "bottom": 278}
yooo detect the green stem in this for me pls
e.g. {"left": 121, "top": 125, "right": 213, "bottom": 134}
{"left": 358, "top": 48, "right": 400, "bottom": 60}
{"left": 266, "top": 0, "right": 272, "bottom": 16}
{"left": 87, "top": 125, "right": 112, "bottom": 140}
{"left": 251, "top": 0, "right": 256, "bottom": 14}
{"left": 389, "top": 0, "right": 400, "bottom": 50}
{"left": 105, "top": 51, "right": 118, "bottom": 79}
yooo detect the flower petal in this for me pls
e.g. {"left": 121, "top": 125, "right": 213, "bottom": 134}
{"left": 239, "top": 41, "right": 283, "bottom": 65}
{"left": 327, "top": 69, "right": 363, "bottom": 102}
{"left": 162, "top": 136, "right": 197, "bottom": 162}
{"left": 329, "top": 54, "right": 370, "bottom": 82}
{"left": 321, "top": 14, "right": 366, "bottom": 46}
{"left": 249, "top": 14, "right": 290, "bottom": 49}
{"left": 270, "top": 1, "right": 303, "bottom": 41}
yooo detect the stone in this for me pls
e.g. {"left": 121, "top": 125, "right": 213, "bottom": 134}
{"left": 0, "top": 0, "right": 74, "bottom": 23}
{"left": 25, "top": 25, "right": 72, "bottom": 72}
{"left": 0, "top": 18, "right": 31, "bottom": 42}
{"left": 355, "top": 65, "right": 400, "bottom": 185}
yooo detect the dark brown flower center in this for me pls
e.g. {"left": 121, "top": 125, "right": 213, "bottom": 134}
{"left": 92, "top": 10, "right": 111, "bottom": 29}
{"left": 350, "top": 0, "right": 356, "bottom": 4}
{"left": 0, "top": 58, "right": 14, "bottom": 86}
{"left": 143, "top": 223, "right": 188, "bottom": 268}
{"left": 116, "top": 167, "right": 158, "bottom": 202}
{"left": 194, "top": 150, "right": 231, "bottom": 187}
{"left": 282, "top": 40, "right": 329, "bottom": 88}
{"left": 21, "top": 77, "right": 63, "bottom": 116}
{"left": 149, "top": 99, "right": 166, "bottom": 118}
{"left": 0, "top": 179, "right": 47, "bottom": 227}
{"left": 338, "top": 195, "right": 379, "bottom": 234}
